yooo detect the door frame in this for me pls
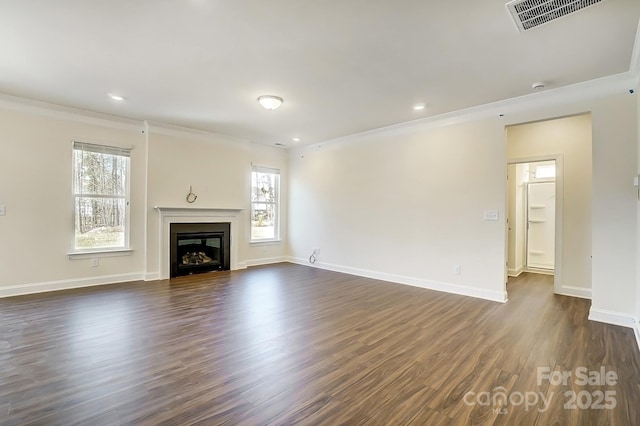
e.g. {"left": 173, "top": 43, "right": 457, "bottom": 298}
{"left": 506, "top": 154, "right": 564, "bottom": 296}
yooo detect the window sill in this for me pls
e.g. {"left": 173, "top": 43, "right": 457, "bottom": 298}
{"left": 249, "top": 239, "right": 282, "bottom": 246}
{"left": 68, "top": 249, "right": 133, "bottom": 260}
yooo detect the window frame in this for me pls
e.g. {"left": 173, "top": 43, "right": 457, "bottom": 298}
{"left": 250, "top": 165, "right": 280, "bottom": 243}
{"left": 70, "top": 141, "right": 132, "bottom": 254}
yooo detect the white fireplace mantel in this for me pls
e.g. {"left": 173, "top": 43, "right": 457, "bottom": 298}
{"left": 154, "top": 206, "right": 245, "bottom": 213}
{"left": 155, "top": 206, "right": 245, "bottom": 279}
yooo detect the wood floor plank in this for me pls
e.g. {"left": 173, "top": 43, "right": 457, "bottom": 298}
{"left": 1, "top": 264, "right": 639, "bottom": 425}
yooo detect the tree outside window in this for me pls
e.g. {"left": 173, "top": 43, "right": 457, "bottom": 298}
{"left": 73, "top": 142, "right": 130, "bottom": 250}
{"left": 251, "top": 166, "right": 279, "bottom": 241}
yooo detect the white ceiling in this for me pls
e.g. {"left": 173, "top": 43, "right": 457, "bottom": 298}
{"left": 0, "top": 0, "right": 638, "bottom": 146}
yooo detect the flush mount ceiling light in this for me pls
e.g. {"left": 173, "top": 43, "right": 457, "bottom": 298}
{"left": 413, "top": 104, "right": 425, "bottom": 111}
{"left": 292, "top": 137, "right": 300, "bottom": 142}
{"left": 257, "top": 95, "right": 283, "bottom": 110}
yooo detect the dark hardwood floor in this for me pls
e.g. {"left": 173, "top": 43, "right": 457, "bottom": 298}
{"left": 1, "top": 264, "right": 639, "bottom": 425}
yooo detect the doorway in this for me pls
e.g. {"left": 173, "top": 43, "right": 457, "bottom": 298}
{"left": 507, "top": 159, "right": 559, "bottom": 278}
{"left": 524, "top": 162, "right": 556, "bottom": 272}
{"left": 505, "top": 113, "right": 592, "bottom": 299}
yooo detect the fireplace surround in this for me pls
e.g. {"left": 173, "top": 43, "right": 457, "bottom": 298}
{"left": 154, "top": 207, "right": 243, "bottom": 280}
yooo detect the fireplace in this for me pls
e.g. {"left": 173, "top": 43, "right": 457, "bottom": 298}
{"left": 170, "top": 222, "right": 231, "bottom": 277}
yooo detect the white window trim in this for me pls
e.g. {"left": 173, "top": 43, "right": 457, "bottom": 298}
{"left": 249, "top": 239, "right": 282, "bottom": 246}
{"left": 250, "top": 165, "right": 280, "bottom": 243}
{"left": 71, "top": 141, "right": 132, "bottom": 252}
{"left": 68, "top": 248, "right": 133, "bottom": 260}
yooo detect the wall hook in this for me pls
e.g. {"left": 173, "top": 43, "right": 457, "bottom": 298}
{"left": 186, "top": 186, "right": 197, "bottom": 204}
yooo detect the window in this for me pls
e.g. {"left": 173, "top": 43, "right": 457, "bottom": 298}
{"left": 72, "top": 141, "right": 131, "bottom": 251}
{"left": 251, "top": 166, "right": 280, "bottom": 241}
{"left": 535, "top": 164, "right": 556, "bottom": 179}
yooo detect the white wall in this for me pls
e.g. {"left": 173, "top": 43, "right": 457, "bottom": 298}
{"left": 145, "top": 127, "right": 288, "bottom": 276}
{"left": 289, "top": 91, "right": 637, "bottom": 314}
{"left": 589, "top": 96, "right": 637, "bottom": 317}
{"left": 288, "top": 120, "right": 508, "bottom": 302}
{"left": 507, "top": 115, "right": 592, "bottom": 295}
{"left": 0, "top": 109, "right": 147, "bottom": 295}
{"left": 0, "top": 105, "right": 288, "bottom": 297}
{"left": 499, "top": 92, "right": 636, "bottom": 323}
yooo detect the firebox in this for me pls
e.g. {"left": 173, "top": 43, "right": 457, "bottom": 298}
{"left": 170, "top": 222, "right": 231, "bottom": 277}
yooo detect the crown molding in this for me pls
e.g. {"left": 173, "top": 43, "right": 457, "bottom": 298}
{"left": 0, "top": 92, "right": 268, "bottom": 151}
{"left": 630, "top": 17, "right": 640, "bottom": 76}
{"left": 2, "top": 15, "right": 639, "bottom": 148}
{"left": 292, "top": 71, "right": 637, "bottom": 153}
{"left": 145, "top": 120, "right": 251, "bottom": 148}
{"left": 629, "top": 18, "right": 640, "bottom": 89}
{"left": 0, "top": 93, "right": 144, "bottom": 132}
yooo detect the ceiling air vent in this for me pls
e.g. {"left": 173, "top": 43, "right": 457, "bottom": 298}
{"left": 506, "top": 0, "right": 604, "bottom": 32}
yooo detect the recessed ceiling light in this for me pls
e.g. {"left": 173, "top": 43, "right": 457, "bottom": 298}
{"left": 109, "top": 94, "right": 126, "bottom": 101}
{"left": 292, "top": 137, "right": 300, "bottom": 142}
{"left": 413, "top": 104, "right": 425, "bottom": 111}
{"left": 257, "top": 95, "right": 283, "bottom": 110}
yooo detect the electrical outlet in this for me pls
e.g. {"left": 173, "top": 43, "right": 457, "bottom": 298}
{"left": 91, "top": 258, "right": 99, "bottom": 267}
{"left": 453, "top": 265, "right": 462, "bottom": 275}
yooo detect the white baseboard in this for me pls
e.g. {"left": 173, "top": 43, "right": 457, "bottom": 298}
{"left": 245, "top": 257, "right": 287, "bottom": 267}
{"left": 144, "top": 272, "right": 161, "bottom": 281}
{"left": 508, "top": 266, "right": 524, "bottom": 277}
{"left": 524, "top": 267, "right": 554, "bottom": 276}
{"left": 0, "top": 273, "right": 145, "bottom": 298}
{"left": 588, "top": 307, "right": 637, "bottom": 328}
{"left": 286, "top": 257, "right": 507, "bottom": 303}
{"left": 589, "top": 310, "right": 640, "bottom": 354}
{"left": 557, "top": 285, "right": 592, "bottom": 300}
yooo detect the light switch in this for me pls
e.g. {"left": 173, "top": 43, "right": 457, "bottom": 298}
{"left": 0, "top": 205, "right": 5, "bottom": 216}
{"left": 483, "top": 210, "right": 499, "bottom": 221}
